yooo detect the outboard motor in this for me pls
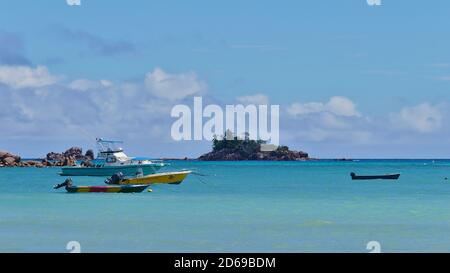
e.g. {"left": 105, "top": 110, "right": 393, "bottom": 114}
{"left": 54, "top": 178, "right": 73, "bottom": 189}
{"left": 104, "top": 172, "right": 124, "bottom": 184}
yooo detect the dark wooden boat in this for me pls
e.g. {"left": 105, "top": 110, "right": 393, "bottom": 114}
{"left": 350, "top": 172, "right": 400, "bottom": 180}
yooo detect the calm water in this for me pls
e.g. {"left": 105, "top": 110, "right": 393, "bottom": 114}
{"left": 1, "top": 160, "right": 450, "bottom": 253}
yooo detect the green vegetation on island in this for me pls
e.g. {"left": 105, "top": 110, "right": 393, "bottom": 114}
{"left": 199, "top": 130, "right": 309, "bottom": 161}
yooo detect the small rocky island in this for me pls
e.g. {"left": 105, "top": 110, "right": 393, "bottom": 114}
{"left": 0, "top": 147, "right": 94, "bottom": 167}
{"left": 45, "top": 147, "right": 94, "bottom": 166}
{"left": 198, "top": 133, "right": 309, "bottom": 161}
{"left": 0, "top": 151, "right": 22, "bottom": 167}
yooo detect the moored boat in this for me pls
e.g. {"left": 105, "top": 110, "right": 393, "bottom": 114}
{"left": 60, "top": 138, "right": 166, "bottom": 176}
{"left": 119, "top": 170, "right": 192, "bottom": 185}
{"left": 54, "top": 178, "right": 148, "bottom": 193}
{"left": 350, "top": 172, "right": 400, "bottom": 180}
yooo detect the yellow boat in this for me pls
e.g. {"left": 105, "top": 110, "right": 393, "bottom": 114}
{"left": 119, "top": 170, "right": 192, "bottom": 185}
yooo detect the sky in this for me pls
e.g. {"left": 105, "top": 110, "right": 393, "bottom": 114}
{"left": 1, "top": 0, "right": 450, "bottom": 158}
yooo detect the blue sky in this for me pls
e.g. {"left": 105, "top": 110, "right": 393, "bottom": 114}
{"left": 1, "top": 0, "right": 450, "bottom": 158}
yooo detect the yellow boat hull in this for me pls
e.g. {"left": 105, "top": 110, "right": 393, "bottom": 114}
{"left": 120, "top": 170, "right": 191, "bottom": 185}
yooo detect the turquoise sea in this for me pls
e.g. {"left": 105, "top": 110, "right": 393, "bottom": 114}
{"left": 1, "top": 160, "right": 450, "bottom": 253}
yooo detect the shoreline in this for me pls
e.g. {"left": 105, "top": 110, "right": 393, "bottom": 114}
{"left": 2, "top": 148, "right": 449, "bottom": 168}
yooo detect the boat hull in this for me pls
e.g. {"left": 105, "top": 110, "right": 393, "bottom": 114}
{"left": 120, "top": 170, "right": 191, "bottom": 185}
{"left": 351, "top": 173, "right": 400, "bottom": 180}
{"left": 60, "top": 164, "right": 165, "bottom": 177}
{"left": 66, "top": 184, "right": 148, "bottom": 193}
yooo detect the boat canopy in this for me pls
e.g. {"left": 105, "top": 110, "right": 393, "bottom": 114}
{"left": 96, "top": 138, "right": 124, "bottom": 153}
{"left": 133, "top": 156, "right": 156, "bottom": 161}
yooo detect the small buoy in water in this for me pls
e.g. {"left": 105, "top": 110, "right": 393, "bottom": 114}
{"left": 445, "top": 177, "right": 448, "bottom": 180}
{"left": 148, "top": 189, "right": 153, "bottom": 192}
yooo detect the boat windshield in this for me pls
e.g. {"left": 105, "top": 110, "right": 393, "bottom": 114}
{"left": 96, "top": 138, "right": 124, "bottom": 153}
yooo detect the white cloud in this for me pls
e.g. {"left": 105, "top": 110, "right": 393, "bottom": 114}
{"left": 319, "top": 112, "right": 350, "bottom": 129}
{"left": 69, "top": 79, "right": 113, "bottom": 91}
{"left": 288, "top": 129, "right": 372, "bottom": 144}
{"left": 144, "top": 68, "right": 207, "bottom": 100}
{"left": 236, "top": 93, "right": 269, "bottom": 105}
{"left": 0, "top": 65, "right": 212, "bottom": 149}
{"left": 0, "top": 65, "right": 58, "bottom": 89}
{"left": 1, "top": 63, "right": 448, "bottom": 158}
{"left": 283, "top": 96, "right": 372, "bottom": 144}
{"left": 287, "top": 96, "right": 360, "bottom": 117}
{"left": 327, "top": 97, "right": 361, "bottom": 117}
{"left": 390, "top": 103, "right": 442, "bottom": 133}
{"left": 100, "top": 80, "right": 113, "bottom": 87}
{"left": 287, "top": 102, "right": 322, "bottom": 116}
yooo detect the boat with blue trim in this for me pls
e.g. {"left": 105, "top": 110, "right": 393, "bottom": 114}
{"left": 60, "top": 138, "right": 166, "bottom": 176}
